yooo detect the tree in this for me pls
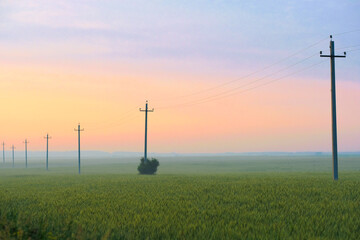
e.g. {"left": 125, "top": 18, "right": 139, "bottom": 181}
{"left": 137, "top": 157, "right": 159, "bottom": 175}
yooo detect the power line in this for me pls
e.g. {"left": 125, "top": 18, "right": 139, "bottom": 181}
{"left": 333, "top": 29, "right": 360, "bottom": 36}
{"left": 153, "top": 37, "right": 329, "bottom": 102}
{"left": 346, "top": 48, "right": 360, "bottom": 53}
{"left": 158, "top": 52, "right": 320, "bottom": 109}
{"left": 86, "top": 106, "right": 141, "bottom": 131}
{"left": 156, "top": 35, "right": 360, "bottom": 110}
{"left": 100, "top": 114, "right": 142, "bottom": 131}
{"left": 152, "top": 30, "right": 359, "bottom": 103}
{"left": 85, "top": 32, "right": 360, "bottom": 130}
{"left": 87, "top": 107, "right": 141, "bottom": 131}
{"left": 195, "top": 60, "right": 327, "bottom": 106}
{"left": 337, "top": 44, "right": 360, "bottom": 50}
{"left": 159, "top": 60, "right": 327, "bottom": 109}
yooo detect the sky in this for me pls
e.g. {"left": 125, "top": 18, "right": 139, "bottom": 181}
{"left": 0, "top": 0, "right": 359, "bottom": 153}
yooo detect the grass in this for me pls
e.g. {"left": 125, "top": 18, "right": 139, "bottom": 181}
{"left": 0, "top": 156, "right": 359, "bottom": 239}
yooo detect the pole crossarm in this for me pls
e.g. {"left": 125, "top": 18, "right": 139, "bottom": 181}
{"left": 320, "top": 35, "right": 346, "bottom": 59}
{"left": 320, "top": 55, "right": 346, "bottom": 58}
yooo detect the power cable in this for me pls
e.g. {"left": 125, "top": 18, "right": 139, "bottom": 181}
{"left": 158, "top": 53, "right": 319, "bottom": 109}
{"left": 158, "top": 60, "right": 327, "bottom": 109}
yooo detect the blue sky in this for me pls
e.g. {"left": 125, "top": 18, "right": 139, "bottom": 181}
{"left": 1, "top": 1, "right": 359, "bottom": 69}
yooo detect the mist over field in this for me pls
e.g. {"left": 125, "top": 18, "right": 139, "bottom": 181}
{"left": 3, "top": 152, "right": 360, "bottom": 174}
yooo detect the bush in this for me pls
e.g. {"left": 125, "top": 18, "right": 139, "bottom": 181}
{"left": 137, "top": 157, "right": 159, "bottom": 175}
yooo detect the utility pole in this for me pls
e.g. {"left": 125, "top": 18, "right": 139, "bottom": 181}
{"left": 44, "top": 134, "right": 51, "bottom": 171}
{"left": 139, "top": 100, "right": 154, "bottom": 162}
{"left": 2, "top": 142, "right": 5, "bottom": 164}
{"left": 320, "top": 35, "right": 346, "bottom": 180}
{"left": 11, "top": 145, "right": 15, "bottom": 168}
{"left": 74, "top": 124, "right": 84, "bottom": 174}
{"left": 23, "top": 139, "right": 29, "bottom": 168}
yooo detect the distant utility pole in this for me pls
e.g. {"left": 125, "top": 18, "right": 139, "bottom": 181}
{"left": 11, "top": 145, "right": 15, "bottom": 168}
{"left": 23, "top": 139, "right": 29, "bottom": 168}
{"left": 74, "top": 124, "right": 84, "bottom": 174}
{"left": 320, "top": 35, "right": 346, "bottom": 181}
{"left": 2, "top": 142, "right": 5, "bottom": 164}
{"left": 44, "top": 134, "right": 51, "bottom": 171}
{"left": 139, "top": 100, "right": 154, "bottom": 162}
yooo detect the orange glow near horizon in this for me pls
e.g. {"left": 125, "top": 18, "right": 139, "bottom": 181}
{"left": 1, "top": 60, "right": 359, "bottom": 153}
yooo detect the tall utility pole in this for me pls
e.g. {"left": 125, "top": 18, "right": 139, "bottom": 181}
{"left": 139, "top": 100, "right": 154, "bottom": 162}
{"left": 320, "top": 35, "right": 346, "bottom": 180}
{"left": 2, "top": 142, "right": 5, "bottom": 164}
{"left": 23, "top": 139, "right": 29, "bottom": 168}
{"left": 44, "top": 134, "right": 51, "bottom": 171}
{"left": 11, "top": 145, "right": 15, "bottom": 168}
{"left": 74, "top": 124, "right": 84, "bottom": 174}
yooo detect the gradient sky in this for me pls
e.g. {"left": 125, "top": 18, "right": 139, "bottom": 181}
{"left": 0, "top": 1, "right": 359, "bottom": 153}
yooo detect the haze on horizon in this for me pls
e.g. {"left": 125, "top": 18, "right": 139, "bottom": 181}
{"left": 0, "top": 1, "right": 359, "bottom": 153}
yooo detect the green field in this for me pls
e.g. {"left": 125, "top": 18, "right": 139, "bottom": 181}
{"left": 0, "top": 155, "right": 359, "bottom": 239}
